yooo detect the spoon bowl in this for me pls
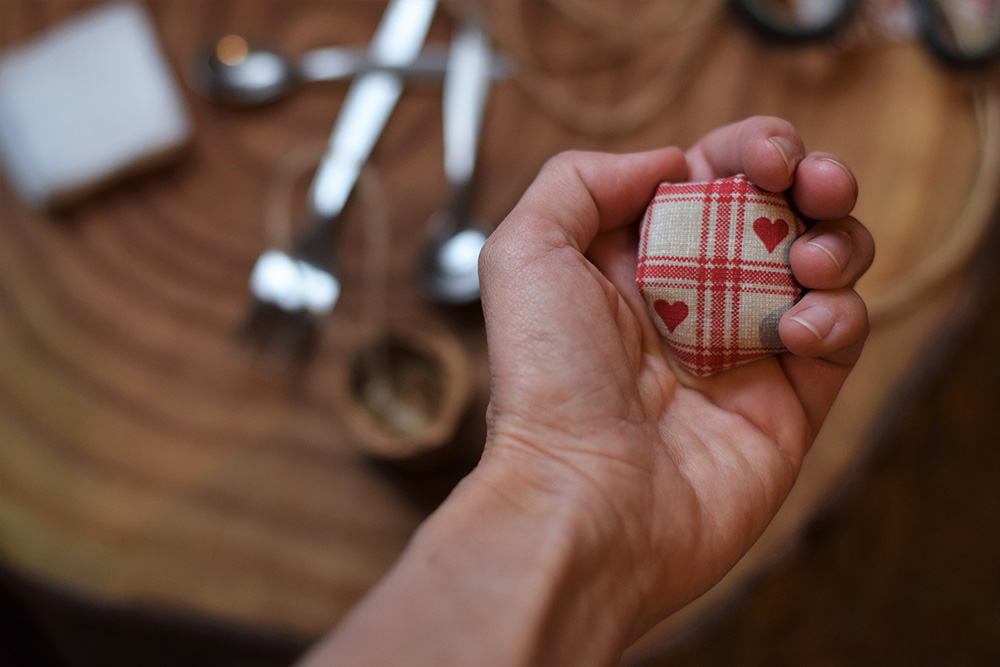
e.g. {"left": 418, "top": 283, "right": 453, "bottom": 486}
{"left": 417, "top": 20, "right": 495, "bottom": 306}
{"left": 196, "top": 34, "right": 511, "bottom": 107}
{"left": 419, "top": 222, "right": 488, "bottom": 305}
{"left": 198, "top": 36, "right": 298, "bottom": 106}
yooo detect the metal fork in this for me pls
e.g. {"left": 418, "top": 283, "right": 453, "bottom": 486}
{"left": 243, "top": 0, "right": 438, "bottom": 356}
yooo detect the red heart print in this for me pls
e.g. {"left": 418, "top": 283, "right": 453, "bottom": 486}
{"left": 753, "top": 216, "right": 789, "bottom": 253}
{"left": 654, "top": 299, "right": 688, "bottom": 333}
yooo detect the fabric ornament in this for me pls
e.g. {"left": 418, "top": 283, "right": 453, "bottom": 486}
{"left": 636, "top": 174, "right": 807, "bottom": 376}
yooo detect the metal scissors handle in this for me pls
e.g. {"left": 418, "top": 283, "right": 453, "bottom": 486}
{"left": 730, "top": 0, "right": 1000, "bottom": 69}
{"left": 729, "top": 0, "right": 858, "bottom": 44}
{"left": 914, "top": 0, "right": 1000, "bottom": 68}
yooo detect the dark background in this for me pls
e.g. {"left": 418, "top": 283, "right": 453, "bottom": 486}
{"left": 4, "top": 238, "right": 999, "bottom": 667}
{"left": 2, "top": 1, "right": 999, "bottom": 665}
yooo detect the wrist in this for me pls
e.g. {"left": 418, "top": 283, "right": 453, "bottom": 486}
{"left": 412, "top": 450, "right": 646, "bottom": 665}
{"left": 310, "top": 434, "right": 660, "bottom": 667}
{"left": 449, "top": 442, "right": 653, "bottom": 658}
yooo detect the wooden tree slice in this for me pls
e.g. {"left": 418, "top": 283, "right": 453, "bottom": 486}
{"left": 1, "top": 1, "right": 997, "bottom": 660}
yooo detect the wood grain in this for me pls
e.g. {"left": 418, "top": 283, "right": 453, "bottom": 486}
{"left": 1, "top": 0, "right": 997, "bottom": 656}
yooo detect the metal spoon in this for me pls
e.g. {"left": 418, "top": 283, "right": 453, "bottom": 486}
{"left": 196, "top": 34, "right": 511, "bottom": 106}
{"left": 417, "top": 20, "right": 495, "bottom": 305}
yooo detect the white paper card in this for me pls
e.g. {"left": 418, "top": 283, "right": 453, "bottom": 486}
{"left": 0, "top": 2, "right": 192, "bottom": 207}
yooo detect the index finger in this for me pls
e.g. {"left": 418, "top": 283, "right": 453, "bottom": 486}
{"left": 478, "top": 148, "right": 689, "bottom": 421}
{"left": 686, "top": 116, "right": 858, "bottom": 220}
{"left": 497, "top": 147, "right": 689, "bottom": 258}
{"left": 685, "top": 116, "right": 805, "bottom": 191}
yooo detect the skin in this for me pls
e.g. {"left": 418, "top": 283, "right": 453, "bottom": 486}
{"left": 298, "top": 117, "right": 875, "bottom": 666}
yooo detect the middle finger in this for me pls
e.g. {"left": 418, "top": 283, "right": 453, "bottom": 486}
{"left": 790, "top": 216, "right": 876, "bottom": 290}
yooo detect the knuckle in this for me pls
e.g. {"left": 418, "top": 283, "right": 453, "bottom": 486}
{"left": 746, "top": 115, "right": 798, "bottom": 139}
{"left": 857, "top": 221, "right": 876, "bottom": 256}
{"left": 478, "top": 229, "right": 505, "bottom": 273}
{"left": 844, "top": 216, "right": 876, "bottom": 272}
{"left": 837, "top": 289, "right": 870, "bottom": 341}
{"left": 540, "top": 150, "right": 584, "bottom": 178}
{"left": 852, "top": 290, "right": 871, "bottom": 333}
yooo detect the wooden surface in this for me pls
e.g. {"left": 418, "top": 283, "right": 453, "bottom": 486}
{"left": 1, "top": 0, "right": 999, "bottom": 659}
{"left": 7, "top": 221, "right": 1000, "bottom": 667}
{"left": 661, "top": 239, "right": 1000, "bottom": 666}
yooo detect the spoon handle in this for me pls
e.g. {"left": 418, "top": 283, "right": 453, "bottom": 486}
{"left": 298, "top": 44, "right": 513, "bottom": 84}
{"left": 307, "top": 0, "right": 438, "bottom": 220}
{"left": 442, "top": 18, "right": 494, "bottom": 216}
{"left": 298, "top": 46, "right": 444, "bottom": 82}
{"left": 297, "top": 47, "right": 370, "bottom": 83}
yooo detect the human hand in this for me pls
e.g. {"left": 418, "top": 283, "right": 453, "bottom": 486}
{"left": 477, "top": 116, "right": 874, "bottom": 639}
{"left": 305, "top": 117, "right": 875, "bottom": 667}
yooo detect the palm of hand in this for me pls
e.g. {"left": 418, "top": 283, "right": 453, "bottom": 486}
{"left": 487, "top": 227, "right": 807, "bottom": 616}
{"left": 479, "top": 118, "right": 871, "bottom": 625}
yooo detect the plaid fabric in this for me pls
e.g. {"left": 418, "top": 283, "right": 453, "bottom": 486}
{"left": 636, "top": 174, "right": 806, "bottom": 376}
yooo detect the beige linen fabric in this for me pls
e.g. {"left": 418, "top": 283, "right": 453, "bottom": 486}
{"left": 636, "top": 174, "right": 806, "bottom": 376}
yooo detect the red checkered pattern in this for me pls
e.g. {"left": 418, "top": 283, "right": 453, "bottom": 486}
{"left": 636, "top": 174, "right": 806, "bottom": 376}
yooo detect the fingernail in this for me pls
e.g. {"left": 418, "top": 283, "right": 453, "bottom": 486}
{"left": 790, "top": 305, "right": 835, "bottom": 340}
{"left": 804, "top": 231, "right": 850, "bottom": 272}
{"left": 816, "top": 156, "right": 859, "bottom": 198}
{"left": 768, "top": 136, "right": 796, "bottom": 177}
